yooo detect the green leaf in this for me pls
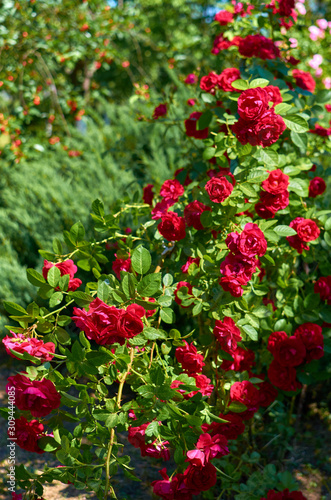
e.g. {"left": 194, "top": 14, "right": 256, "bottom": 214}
{"left": 240, "top": 184, "right": 258, "bottom": 198}
{"left": 231, "top": 79, "right": 249, "bottom": 90}
{"left": 283, "top": 115, "right": 308, "bottom": 133}
{"left": 163, "top": 273, "right": 173, "bottom": 286}
{"left": 160, "top": 308, "right": 175, "bottom": 324}
{"left": 201, "top": 93, "right": 215, "bottom": 104}
{"left": 203, "top": 147, "right": 216, "bottom": 160}
{"left": 137, "top": 273, "right": 161, "bottom": 296}
{"left": 47, "top": 266, "right": 61, "bottom": 287}
{"left": 227, "top": 401, "right": 247, "bottom": 413}
{"left": 325, "top": 232, "right": 331, "bottom": 247}
{"left": 122, "top": 273, "right": 136, "bottom": 299}
{"left": 288, "top": 179, "right": 309, "bottom": 198}
{"left": 197, "top": 110, "right": 212, "bottom": 130}
{"left": 315, "top": 89, "right": 331, "bottom": 104}
{"left": 52, "top": 238, "right": 63, "bottom": 255}
{"left": 143, "top": 327, "right": 167, "bottom": 340}
{"left": 92, "top": 199, "right": 105, "bottom": 218}
{"left": 273, "top": 225, "right": 297, "bottom": 237}
{"left": 97, "top": 281, "right": 110, "bottom": 302}
{"left": 274, "top": 103, "right": 292, "bottom": 115}
{"left": 27, "top": 268, "right": 46, "bottom": 287}
{"left": 192, "top": 302, "right": 203, "bottom": 316}
{"left": 238, "top": 143, "right": 252, "bottom": 156}
{"left": 259, "top": 148, "right": 278, "bottom": 166}
{"left": 38, "top": 436, "right": 59, "bottom": 452}
{"left": 249, "top": 78, "right": 269, "bottom": 88}
{"left": 59, "top": 274, "right": 70, "bottom": 292}
{"left": 242, "top": 324, "right": 258, "bottom": 341}
{"left": 131, "top": 246, "right": 152, "bottom": 274}
{"left": 145, "top": 421, "right": 160, "bottom": 437}
{"left": 324, "top": 218, "right": 331, "bottom": 231}
{"left": 70, "top": 221, "right": 85, "bottom": 245}
{"left": 49, "top": 291, "right": 64, "bottom": 308}
{"left": 3, "top": 301, "right": 27, "bottom": 316}
{"left": 55, "top": 327, "right": 71, "bottom": 344}
{"left": 69, "top": 291, "right": 94, "bottom": 307}
{"left": 291, "top": 131, "right": 307, "bottom": 150}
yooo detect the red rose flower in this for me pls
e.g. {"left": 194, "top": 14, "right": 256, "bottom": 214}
{"left": 151, "top": 198, "right": 176, "bottom": 220}
{"left": 267, "top": 331, "right": 288, "bottom": 355}
{"left": 218, "top": 67, "right": 241, "bottom": 92}
{"left": 229, "top": 380, "right": 260, "bottom": 420}
{"left": 287, "top": 217, "right": 320, "bottom": 251}
{"left": 11, "top": 417, "right": 45, "bottom": 453}
{"left": 192, "top": 374, "right": 214, "bottom": 397}
{"left": 221, "top": 346, "right": 255, "bottom": 372}
{"left": 292, "top": 69, "right": 316, "bottom": 93}
{"left": 214, "top": 10, "right": 234, "bottom": 25}
{"left": 205, "top": 176, "right": 233, "bottom": 203}
{"left": 265, "top": 85, "right": 283, "bottom": 106}
{"left": 42, "top": 259, "right": 82, "bottom": 291}
{"left": 184, "top": 462, "right": 217, "bottom": 491}
{"left": 294, "top": 323, "right": 324, "bottom": 362}
{"left": 239, "top": 35, "right": 280, "bottom": 60}
{"left": 254, "top": 110, "right": 286, "bottom": 147}
{"left": 185, "top": 112, "right": 209, "bottom": 139}
{"left": 72, "top": 298, "right": 127, "bottom": 345}
{"left": 309, "top": 177, "right": 326, "bottom": 197}
{"left": 185, "top": 74, "right": 198, "bottom": 85}
{"left": 117, "top": 310, "right": 144, "bottom": 339}
{"left": 158, "top": 212, "right": 186, "bottom": 241}
{"left": 219, "top": 275, "right": 247, "bottom": 297}
{"left": 112, "top": 254, "right": 131, "bottom": 279}
{"left": 174, "top": 281, "right": 194, "bottom": 307}
{"left": 237, "top": 87, "right": 269, "bottom": 121}
{"left": 237, "top": 223, "right": 267, "bottom": 258}
{"left": 153, "top": 103, "right": 167, "bottom": 119}
{"left": 255, "top": 191, "right": 289, "bottom": 219}
{"left": 200, "top": 72, "right": 220, "bottom": 93}
{"left": 201, "top": 412, "right": 245, "bottom": 440}
{"left": 262, "top": 169, "right": 289, "bottom": 194}
{"left": 3, "top": 332, "right": 55, "bottom": 361}
{"left": 160, "top": 179, "right": 184, "bottom": 201}
{"left": 273, "top": 336, "right": 306, "bottom": 367}
{"left": 278, "top": 0, "right": 295, "bottom": 16}
{"left": 184, "top": 200, "right": 211, "bottom": 230}
{"left": 175, "top": 341, "right": 205, "bottom": 373}
{"left": 213, "top": 316, "right": 242, "bottom": 352}
{"left": 181, "top": 256, "right": 200, "bottom": 273}
{"left": 258, "top": 381, "right": 278, "bottom": 407}
{"left": 143, "top": 183, "right": 154, "bottom": 205}
{"left": 314, "top": 276, "right": 331, "bottom": 304}
{"left": 6, "top": 374, "right": 61, "bottom": 417}
{"left": 220, "top": 253, "right": 257, "bottom": 283}
{"left": 268, "top": 360, "right": 301, "bottom": 391}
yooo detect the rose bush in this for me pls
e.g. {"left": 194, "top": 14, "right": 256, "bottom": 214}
{"left": 2, "top": 1, "right": 331, "bottom": 499}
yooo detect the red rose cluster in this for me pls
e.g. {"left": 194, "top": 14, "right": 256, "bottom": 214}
{"left": 261, "top": 488, "right": 307, "bottom": 499}
{"left": 3, "top": 331, "right": 55, "bottom": 361}
{"left": 220, "top": 223, "right": 267, "bottom": 297}
{"left": 152, "top": 432, "right": 229, "bottom": 499}
{"left": 9, "top": 416, "right": 45, "bottom": 454}
{"left": 238, "top": 34, "right": 280, "bottom": 60}
{"left": 184, "top": 200, "right": 211, "bottom": 230}
{"left": 232, "top": 87, "right": 286, "bottom": 147}
{"left": 255, "top": 169, "right": 290, "bottom": 219}
{"left": 314, "top": 276, "right": 331, "bottom": 305}
{"left": 42, "top": 258, "right": 82, "bottom": 291}
{"left": 214, "top": 10, "right": 233, "bottom": 25}
{"left": 211, "top": 34, "right": 242, "bottom": 55}
{"left": 200, "top": 68, "right": 241, "bottom": 93}
{"left": 128, "top": 423, "right": 170, "bottom": 460}
{"left": 286, "top": 217, "right": 320, "bottom": 254}
{"left": 72, "top": 298, "right": 144, "bottom": 346}
{"left": 267, "top": 324, "right": 324, "bottom": 391}
{"left": 6, "top": 373, "right": 61, "bottom": 417}
{"left": 172, "top": 341, "right": 214, "bottom": 399}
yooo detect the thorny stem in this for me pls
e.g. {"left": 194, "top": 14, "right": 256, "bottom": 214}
{"left": 104, "top": 347, "right": 134, "bottom": 500}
